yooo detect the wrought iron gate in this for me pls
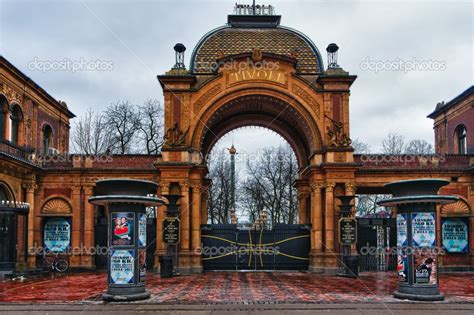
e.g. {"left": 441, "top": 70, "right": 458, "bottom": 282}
{"left": 356, "top": 218, "right": 397, "bottom": 271}
{"left": 201, "top": 224, "right": 310, "bottom": 271}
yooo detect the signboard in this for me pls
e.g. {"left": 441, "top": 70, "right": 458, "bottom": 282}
{"left": 411, "top": 212, "right": 436, "bottom": 247}
{"left": 442, "top": 218, "right": 468, "bottom": 253}
{"left": 43, "top": 217, "right": 71, "bottom": 252}
{"left": 339, "top": 218, "right": 357, "bottom": 245}
{"left": 414, "top": 251, "right": 437, "bottom": 285}
{"left": 163, "top": 217, "right": 180, "bottom": 244}
{"left": 112, "top": 212, "right": 134, "bottom": 246}
{"left": 396, "top": 213, "right": 408, "bottom": 247}
{"left": 138, "top": 213, "right": 147, "bottom": 247}
{"left": 110, "top": 249, "right": 135, "bottom": 285}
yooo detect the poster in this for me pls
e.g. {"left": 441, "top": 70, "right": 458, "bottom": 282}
{"left": 139, "top": 249, "right": 146, "bottom": 283}
{"left": 43, "top": 217, "right": 71, "bottom": 252}
{"left": 414, "top": 251, "right": 437, "bottom": 285}
{"left": 397, "top": 253, "right": 408, "bottom": 283}
{"left": 396, "top": 213, "right": 408, "bottom": 247}
{"left": 112, "top": 212, "right": 134, "bottom": 245}
{"left": 442, "top": 218, "right": 468, "bottom": 253}
{"left": 411, "top": 212, "right": 436, "bottom": 247}
{"left": 138, "top": 213, "right": 147, "bottom": 247}
{"left": 110, "top": 250, "right": 135, "bottom": 284}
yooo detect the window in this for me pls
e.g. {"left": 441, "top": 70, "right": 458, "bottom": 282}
{"left": 0, "top": 96, "right": 7, "bottom": 141}
{"left": 43, "top": 125, "right": 53, "bottom": 154}
{"left": 455, "top": 125, "right": 467, "bottom": 155}
{"left": 10, "top": 105, "right": 23, "bottom": 146}
{"left": 0, "top": 185, "right": 8, "bottom": 202}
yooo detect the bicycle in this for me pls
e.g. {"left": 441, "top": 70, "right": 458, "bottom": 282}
{"left": 36, "top": 252, "right": 69, "bottom": 273}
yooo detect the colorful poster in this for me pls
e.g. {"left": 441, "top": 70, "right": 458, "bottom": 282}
{"left": 397, "top": 253, "right": 408, "bottom": 283}
{"left": 396, "top": 213, "right": 408, "bottom": 247}
{"left": 442, "top": 218, "right": 468, "bottom": 253}
{"left": 414, "top": 251, "right": 437, "bottom": 285}
{"left": 43, "top": 217, "right": 71, "bottom": 252}
{"left": 112, "top": 212, "right": 134, "bottom": 245}
{"left": 110, "top": 250, "right": 135, "bottom": 284}
{"left": 411, "top": 212, "right": 436, "bottom": 247}
{"left": 138, "top": 213, "right": 147, "bottom": 247}
{"left": 139, "top": 249, "right": 146, "bottom": 283}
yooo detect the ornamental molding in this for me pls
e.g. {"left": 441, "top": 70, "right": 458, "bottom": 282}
{"left": 41, "top": 197, "right": 72, "bottom": 215}
{"left": 292, "top": 85, "right": 320, "bottom": 117}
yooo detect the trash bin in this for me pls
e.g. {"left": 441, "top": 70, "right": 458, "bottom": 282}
{"left": 159, "top": 255, "right": 173, "bottom": 278}
{"left": 345, "top": 256, "right": 359, "bottom": 278}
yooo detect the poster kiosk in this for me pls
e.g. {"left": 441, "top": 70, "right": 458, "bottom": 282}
{"left": 89, "top": 179, "right": 165, "bottom": 301}
{"left": 378, "top": 179, "right": 458, "bottom": 301}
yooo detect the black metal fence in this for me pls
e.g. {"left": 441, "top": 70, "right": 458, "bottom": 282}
{"left": 357, "top": 218, "right": 397, "bottom": 272}
{"left": 201, "top": 224, "right": 310, "bottom": 271}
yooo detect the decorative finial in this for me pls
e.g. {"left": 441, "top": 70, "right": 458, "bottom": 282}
{"left": 326, "top": 43, "right": 339, "bottom": 69}
{"left": 173, "top": 43, "right": 186, "bottom": 69}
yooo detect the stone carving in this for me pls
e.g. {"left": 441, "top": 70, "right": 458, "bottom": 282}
{"left": 326, "top": 115, "right": 351, "bottom": 147}
{"left": 292, "top": 85, "right": 320, "bottom": 116}
{"left": 252, "top": 48, "right": 263, "bottom": 62}
{"left": 194, "top": 84, "right": 221, "bottom": 114}
{"left": 164, "top": 123, "right": 189, "bottom": 147}
{"left": 42, "top": 198, "right": 72, "bottom": 215}
{"left": 441, "top": 199, "right": 470, "bottom": 215}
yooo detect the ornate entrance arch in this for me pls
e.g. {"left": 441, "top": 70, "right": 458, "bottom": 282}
{"left": 156, "top": 10, "right": 358, "bottom": 274}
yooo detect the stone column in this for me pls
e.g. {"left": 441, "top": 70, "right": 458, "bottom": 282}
{"left": 298, "top": 192, "right": 309, "bottom": 224}
{"left": 82, "top": 185, "right": 95, "bottom": 268}
{"left": 4, "top": 110, "right": 11, "bottom": 141}
{"left": 179, "top": 181, "right": 191, "bottom": 274}
{"left": 345, "top": 182, "right": 357, "bottom": 255}
{"left": 23, "top": 183, "right": 36, "bottom": 268}
{"left": 70, "top": 185, "right": 82, "bottom": 267}
{"left": 33, "top": 186, "right": 43, "bottom": 246}
{"left": 191, "top": 184, "right": 202, "bottom": 273}
{"left": 155, "top": 181, "right": 169, "bottom": 270}
{"left": 324, "top": 182, "right": 336, "bottom": 252}
{"left": 309, "top": 183, "right": 323, "bottom": 273}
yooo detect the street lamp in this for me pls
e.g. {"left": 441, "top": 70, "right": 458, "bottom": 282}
{"left": 336, "top": 195, "right": 358, "bottom": 278}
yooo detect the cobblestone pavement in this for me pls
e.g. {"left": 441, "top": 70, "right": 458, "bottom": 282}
{"left": 0, "top": 271, "right": 473, "bottom": 305}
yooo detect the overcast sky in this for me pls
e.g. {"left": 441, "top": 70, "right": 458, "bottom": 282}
{"left": 1, "top": 0, "right": 472, "bottom": 155}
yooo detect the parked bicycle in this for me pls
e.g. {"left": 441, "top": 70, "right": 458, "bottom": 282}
{"left": 36, "top": 252, "right": 69, "bottom": 273}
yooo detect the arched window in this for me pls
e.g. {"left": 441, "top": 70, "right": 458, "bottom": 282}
{"left": 10, "top": 105, "right": 23, "bottom": 146}
{"left": 0, "top": 96, "right": 7, "bottom": 141}
{"left": 43, "top": 125, "right": 53, "bottom": 154}
{"left": 0, "top": 185, "right": 9, "bottom": 202}
{"left": 455, "top": 125, "right": 467, "bottom": 155}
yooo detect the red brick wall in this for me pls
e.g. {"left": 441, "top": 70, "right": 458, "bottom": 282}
{"left": 446, "top": 106, "right": 474, "bottom": 154}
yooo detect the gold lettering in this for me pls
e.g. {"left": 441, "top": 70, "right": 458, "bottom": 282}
{"left": 228, "top": 69, "right": 286, "bottom": 85}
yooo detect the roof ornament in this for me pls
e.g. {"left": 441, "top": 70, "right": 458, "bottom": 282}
{"left": 234, "top": 2, "right": 275, "bottom": 16}
{"left": 326, "top": 43, "right": 339, "bottom": 69}
{"left": 173, "top": 43, "right": 186, "bottom": 69}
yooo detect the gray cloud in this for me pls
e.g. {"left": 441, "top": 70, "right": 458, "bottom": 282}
{"left": 1, "top": 0, "right": 472, "bottom": 153}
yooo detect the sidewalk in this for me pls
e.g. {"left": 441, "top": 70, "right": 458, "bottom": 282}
{"left": 0, "top": 271, "right": 473, "bottom": 310}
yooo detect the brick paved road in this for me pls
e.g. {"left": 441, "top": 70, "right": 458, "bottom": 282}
{"left": 0, "top": 271, "right": 473, "bottom": 305}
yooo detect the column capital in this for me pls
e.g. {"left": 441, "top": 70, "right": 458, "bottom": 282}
{"left": 298, "top": 192, "right": 309, "bottom": 200}
{"left": 83, "top": 185, "right": 94, "bottom": 195}
{"left": 310, "top": 182, "right": 324, "bottom": 192}
{"left": 71, "top": 185, "right": 82, "bottom": 195}
{"left": 324, "top": 182, "right": 336, "bottom": 192}
{"left": 345, "top": 182, "right": 357, "bottom": 195}
{"left": 179, "top": 181, "right": 190, "bottom": 189}
{"left": 22, "top": 183, "right": 37, "bottom": 193}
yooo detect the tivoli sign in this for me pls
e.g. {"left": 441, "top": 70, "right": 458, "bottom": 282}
{"left": 228, "top": 68, "right": 287, "bottom": 85}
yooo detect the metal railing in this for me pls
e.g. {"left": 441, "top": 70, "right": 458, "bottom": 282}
{"left": 0, "top": 139, "right": 34, "bottom": 162}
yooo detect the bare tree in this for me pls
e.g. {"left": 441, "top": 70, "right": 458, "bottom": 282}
{"left": 352, "top": 138, "right": 371, "bottom": 154}
{"left": 382, "top": 133, "right": 405, "bottom": 154}
{"left": 137, "top": 99, "right": 164, "bottom": 154}
{"left": 405, "top": 139, "right": 434, "bottom": 155}
{"left": 207, "top": 150, "right": 234, "bottom": 224}
{"left": 105, "top": 101, "right": 140, "bottom": 154}
{"left": 71, "top": 109, "right": 113, "bottom": 154}
{"left": 242, "top": 144, "right": 298, "bottom": 225}
{"left": 356, "top": 194, "right": 391, "bottom": 217}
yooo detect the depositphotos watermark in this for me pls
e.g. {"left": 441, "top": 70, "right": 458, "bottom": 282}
{"left": 28, "top": 153, "right": 113, "bottom": 164}
{"left": 359, "top": 245, "right": 446, "bottom": 256}
{"left": 195, "top": 244, "right": 280, "bottom": 258}
{"left": 360, "top": 57, "right": 446, "bottom": 73}
{"left": 195, "top": 57, "right": 280, "bottom": 73}
{"left": 359, "top": 154, "right": 446, "bottom": 166}
{"left": 28, "top": 57, "right": 114, "bottom": 73}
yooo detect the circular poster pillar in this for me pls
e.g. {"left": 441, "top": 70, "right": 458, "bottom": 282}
{"left": 89, "top": 179, "right": 165, "bottom": 302}
{"left": 379, "top": 179, "right": 458, "bottom": 301}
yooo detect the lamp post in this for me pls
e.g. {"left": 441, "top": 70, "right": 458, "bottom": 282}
{"left": 378, "top": 179, "right": 459, "bottom": 301}
{"left": 89, "top": 179, "right": 165, "bottom": 301}
{"left": 161, "top": 194, "right": 182, "bottom": 277}
{"left": 336, "top": 195, "right": 358, "bottom": 278}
